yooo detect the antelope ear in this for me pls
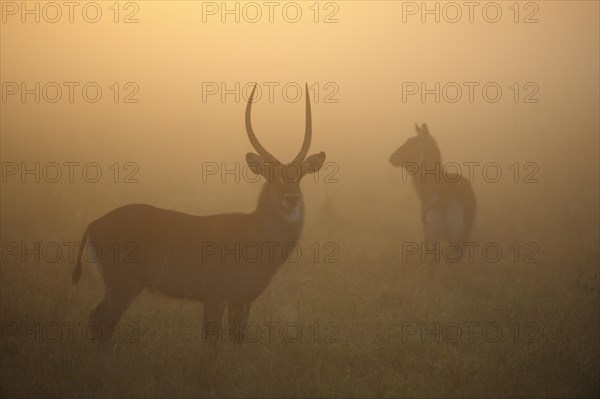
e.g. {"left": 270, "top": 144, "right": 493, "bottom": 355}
{"left": 246, "top": 153, "right": 267, "bottom": 177}
{"left": 416, "top": 123, "right": 430, "bottom": 138}
{"left": 302, "top": 152, "right": 326, "bottom": 175}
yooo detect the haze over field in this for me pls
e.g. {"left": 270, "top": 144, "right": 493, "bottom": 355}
{"left": 1, "top": 1, "right": 598, "bottom": 397}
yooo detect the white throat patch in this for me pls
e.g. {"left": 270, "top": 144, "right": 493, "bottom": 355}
{"left": 282, "top": 207, "right": 302, "bottom": 223}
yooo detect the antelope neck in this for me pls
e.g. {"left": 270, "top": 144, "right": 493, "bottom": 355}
{"left": 411, "top": 154, "right": 442, "bottom": 206}
{"left": 254, "top": 182, "right": 304, "bottom": 242}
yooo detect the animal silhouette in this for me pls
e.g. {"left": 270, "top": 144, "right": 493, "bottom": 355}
{"left": 72, "top": 84, "right": 326, "bottom": 343}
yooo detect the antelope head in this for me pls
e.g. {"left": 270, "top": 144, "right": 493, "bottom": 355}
{"left": 245, "top": 84, "right": 326, "bottom": 222}
{"left": 389, "top": 123, "right": 438, "bottom": 168}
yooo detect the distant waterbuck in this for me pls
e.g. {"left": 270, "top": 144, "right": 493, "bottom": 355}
{"left": 72, "top": 84, "right": 326, "bottom": 343}
{"left": 389, "top": 123, "right": 476, "bottom": 258}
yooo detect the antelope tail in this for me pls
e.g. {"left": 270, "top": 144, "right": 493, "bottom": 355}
{"left": 72, "top": 227, "right": 88, "bottom": 284}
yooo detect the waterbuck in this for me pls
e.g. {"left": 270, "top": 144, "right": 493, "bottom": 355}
{"left": 389, "top": 123, "right": 476, "bottom": 260}
{"left": 72, "top": 84, "right": 326, "bottom": 343}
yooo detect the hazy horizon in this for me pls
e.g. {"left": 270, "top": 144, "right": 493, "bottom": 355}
{"left": 1, "top": 1, "right": 598, "bottom": 397}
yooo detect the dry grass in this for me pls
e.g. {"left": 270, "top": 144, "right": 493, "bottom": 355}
{"left": 1, "top": 168, "right": 598, "bottom": 398}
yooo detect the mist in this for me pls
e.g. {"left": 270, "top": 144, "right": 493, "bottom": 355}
{"left": 1, "top": 1, "right": 598, "bottom": 397}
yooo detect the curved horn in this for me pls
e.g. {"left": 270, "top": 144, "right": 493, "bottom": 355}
{"left": 292, "top": 83, "right": 312, "bottom": 164}
{"left": 246, "top": 84, "right": 278, "bottom": 163}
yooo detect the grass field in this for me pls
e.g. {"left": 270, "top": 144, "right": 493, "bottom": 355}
{"left": 1, "top": 162, "right": 598, "bottom": 398}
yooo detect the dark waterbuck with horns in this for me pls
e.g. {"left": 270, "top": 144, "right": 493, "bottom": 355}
{"left": 72, "top": 84, "right": 326, "bottom": 342}
{"left": 389, "top": 123, "right": 476, "bottom": 260}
